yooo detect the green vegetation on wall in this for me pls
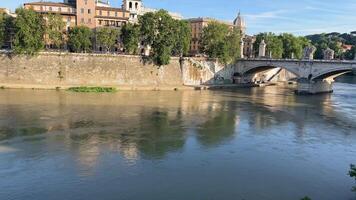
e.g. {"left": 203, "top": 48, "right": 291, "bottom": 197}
{"left": 67, "top": 87, "right": 117, "bottom": 93}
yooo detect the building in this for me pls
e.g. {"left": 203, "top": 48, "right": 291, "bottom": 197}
{"left": 187, "top": 12, "right": 255, "bottom": 57}
{"left": 0, "top": 8, "right": 17, "bottom": 17}
{"left": 122, "top": 0, "right": 182, "bottom": 23}
{"left": 24, "top": 0, "right": 130, "bottom": 30}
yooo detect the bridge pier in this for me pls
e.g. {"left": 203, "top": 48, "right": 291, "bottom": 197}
{"left": 295, "top": 79, "right": 333, "bottom": 95}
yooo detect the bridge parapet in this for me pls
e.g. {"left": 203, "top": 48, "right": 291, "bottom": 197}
{"left": 235, "top": 58, "right": 356, "bottom": 94}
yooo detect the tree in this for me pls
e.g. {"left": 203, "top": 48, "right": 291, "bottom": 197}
{"left": 95, "top": 26, "right": 120, "bottom": 52}
{"left": 226, "top": 28, "right": 241, "bottom": 63}
{"left": 0, "top": 13, "right": 5, "bottom": 47}
{"left": 254, "top": 33, "right": 283, "bottom": 59}
{"left": 121, "top": 23, "right": 140, "bottom": 54}
{"left": 139, "top": 10, "right": 177, "bottom": 66}
{"left": 200, "top": 22, "right": 241, "bottom": 64}
{"left": 13, "top": 8, "right": 45, "bottom": 55}
{"left": 200, "top": 21, "right": 230, "bottom": 63}
{"left": 344, "top": 46, "right": 355, "bottom": 60}
{"left": 68, "top": 26, "right": 93, "bottom": 53}
{"left": 3, "top": 14, "right": 15, "bottom": 49}
{"left": 172, "top": 20, "right": 191, "bottom": 57}
{"left": 350, "top": 164, "right": 356, "bottom": 191}
{"left": 45, "top": 13, "right": 65, "bottom": 49}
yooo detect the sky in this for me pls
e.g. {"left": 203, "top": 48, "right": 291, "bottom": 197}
{"left": 2, "top": 0, "right": 356, "bottom": 36}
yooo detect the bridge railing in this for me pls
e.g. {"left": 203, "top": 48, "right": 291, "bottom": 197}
{"left": 239, "top": 58, "right": 356, "bottom": 64}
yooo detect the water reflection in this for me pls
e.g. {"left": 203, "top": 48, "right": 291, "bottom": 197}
{"left": 0, "top": 87, "right": 355, "bottom": 159}
{"left": 0, "top": 87, "right": 355, "bottom": 200}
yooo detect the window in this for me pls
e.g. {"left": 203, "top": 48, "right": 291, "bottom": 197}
{"left": 107, "top": 11, "right": 110, "bottom": 16}
{"left": 135, "top": 3, "right": 138, "bottom": 9}
{"left": 99, "top": 10, "right": 102, "bottom": 15}
{"left": 81, "top": 8, "right": 84, "bottom": 14}
{"left": 81, "top": 18, "right": 84, "bottom": 23}
{"left": 129, "top": 2, "right": 132, "bottom": 9}
{"left": 58, "top": 7, "right": 61, "bottom": 12}
{"left": 84, "top": 0, "right": 88, "bottom": 5}
{"left": 67, "top": 17, "right": 71, "bottom": 22}
{"left": 88, "top": 18, "right": 91, "bottom": 24}
{"left": 115, "top": 12, "right": 118, "bottom": 17}
{"left": 88, "top": 9, "right": 91, "bottom": 14}
{"left": 49, "top": 7, "right": 52, "bottom": 11}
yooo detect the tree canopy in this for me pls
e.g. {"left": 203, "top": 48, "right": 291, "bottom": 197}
{"left": 45, "top": 13, "right": 65, "bottom": 49}
{"left": 96, "top": 26, "right": 120, "bottom": 52}
{"left": 13, "top": 8, "right": 45, "bottom": 55}
{"left": 253, "top": 32, "right": 311, "bottom": 59}
{"left": 0, "top": 12, "right": 5, "bottom": 47}
{"left": 68, "top": 26, "right": 93, "bottom": 53}
{"left": 200, "top": 21, "right": 241, "bottom": 64}
{"left": 121, "top": 23, "right": 140, "bottom": 54}
{"left": 254, "top": 32, "right": 283, "bottom": 59}
{"left": 139, "top": 10, "right": 191, "bottom": 65}
{"left": 306, "top": 32, "right": 355, "bottom": 59}
{"left": 172, "top": 20, "right": 191, "bottom": 57}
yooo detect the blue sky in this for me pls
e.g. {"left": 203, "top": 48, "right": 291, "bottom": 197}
{"left": 2, "top": 0, "right": 356, "bottom": 35}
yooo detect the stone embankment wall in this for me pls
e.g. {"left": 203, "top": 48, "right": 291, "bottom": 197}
{"left": 0, "top": 52, "right": 228, "bottom": 90}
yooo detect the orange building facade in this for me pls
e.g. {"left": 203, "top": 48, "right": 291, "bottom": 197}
{"left": 23, "top": 0, "right": 130, "bottom": 30}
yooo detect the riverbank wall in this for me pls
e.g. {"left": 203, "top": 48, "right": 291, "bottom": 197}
{"left": 0, "top": 52, "right": 228, "bottom": 90}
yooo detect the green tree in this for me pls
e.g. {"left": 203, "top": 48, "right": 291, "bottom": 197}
{"left": 254, "top": 33, "right": 283, "bottom": 59}
{"left": 95, "top": 26, "right": 120, "bottom": 52}
{"left": 200, "top": 22, "right": 241, "bottom": 64}
{"left": 226, "top": 28, "right": 242, "bottom": 63}
{"left": 344, "top": 46, "right": 355, "bottom": 60}
{"left": 300, "top": 197, "right": 312, "bottom": 200}
{"left": 13, "top": 8, "right": 45, "bottom": 55}
{"left": 200, "top": 21, "right": 230, "bottom": 63}
{"left": 139, "top": 10, "right": 177, "bottom": 66}
{"left": 68, "top": 26, "right": 92, "bottom": 53}
{"left": 121, "top": 23, "right": 140, "bottom": 54}
{"left": 3, "top": 14, "right": 15, "bottom": 49}
{"left": 45, "top": 13, "right": 65, "bottom": 49}
{"left": 172, "top": 20, "right": 191, "bottom": 57}
{"left": 350, "top": 164, "right": 356, "bottom": 191}
{"left": 0, "top": 13, "right": 5, "bottom": 47}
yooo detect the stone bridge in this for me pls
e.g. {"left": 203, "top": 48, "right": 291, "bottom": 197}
{"left": 234, "top": 58, "right": 356, "bottom": 94}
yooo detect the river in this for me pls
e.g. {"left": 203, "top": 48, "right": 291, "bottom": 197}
{"left": 0, "top": 76, "right": 355, "bottom": 200}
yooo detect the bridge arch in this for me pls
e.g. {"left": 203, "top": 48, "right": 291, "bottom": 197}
{"left": 242, "top": 65, "right": 300, "bottom": 77}
{"left": 311, "top": 68, "right": 352, "bottom": 81}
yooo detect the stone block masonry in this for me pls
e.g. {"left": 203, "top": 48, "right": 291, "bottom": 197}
{"left": 0, "top": 52, "right": 222, "bottom": 90}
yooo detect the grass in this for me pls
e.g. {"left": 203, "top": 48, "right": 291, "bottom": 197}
{"left": 67, "top": 86, "right": 117, "bottom": 93}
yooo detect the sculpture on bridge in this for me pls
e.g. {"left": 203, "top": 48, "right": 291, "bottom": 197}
{"left": 258, "top": 40, "right": 266, "bottom": 58}
{"left": 240, "top": 38, "right": 244, "bottom": 59}
{"left": 323, "top": 48, "right": 335, "bottom": 60}
{"left": 302, "top": 46, "right": 316, "bottom": 60}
